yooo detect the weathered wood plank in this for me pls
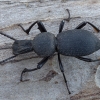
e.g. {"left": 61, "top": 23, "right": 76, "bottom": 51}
{"left": 0, "top": 0, "right": 100, "bottom": 29}
{"left": 0, "top": 0, "right": 100, "bottom": 100}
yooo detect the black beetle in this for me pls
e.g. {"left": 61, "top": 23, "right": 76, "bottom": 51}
{"left": 0, "top": 9, "right": 100, "bottom": 94}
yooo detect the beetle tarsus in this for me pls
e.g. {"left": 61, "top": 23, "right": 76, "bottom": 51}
{"left": 20, "top": 57, "right": 49, "bottom": 82}
{"left": 62, "top": 72, "right": 71, "bottom": 94}
{"left": 20, "top": 68, "right": 38, "bottom": 82}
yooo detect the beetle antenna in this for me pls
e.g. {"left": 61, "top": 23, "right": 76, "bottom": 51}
{"left": 0, "top": 31, "right": 16, "bottom": 41}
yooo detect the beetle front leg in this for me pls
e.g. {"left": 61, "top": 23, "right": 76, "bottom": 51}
{"left": 0, "top": 31, "right": 16, "bottom": 41}
{"left": 75, "top": 56, "right": 100, "bottom": 62}
{"left": 59, "top": 20, "right": 65, "bottom": 33}
{"left": 75, "top": 21, "right": 100, "bottom": 33}
{"left": 0, "top": 55, "right": 17, "bottom": 64}
{"left": 20, "top": 56, "right": 49, "bottom": 82}
{"left": 59, "top": 9, "right": 70, "bottom": 33}
{"left": 18, "top": 21, "right": 47, "bottom": 34}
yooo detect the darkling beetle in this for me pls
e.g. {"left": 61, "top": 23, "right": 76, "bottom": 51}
{"left": 0, "top": 9, "right": 100, "bottom": 94}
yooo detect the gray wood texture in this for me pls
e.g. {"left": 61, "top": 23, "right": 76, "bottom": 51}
{"left": 0, "top": 0, "right": 100, "bottom": 100}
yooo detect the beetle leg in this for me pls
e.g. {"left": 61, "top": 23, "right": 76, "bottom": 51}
{"left": 18, "top": 21, "right": 47, "bottom": 34}
{"left": 0, "top": 31, "right": 16, "bottom": 41}
{"left": 75, "top": 21, "right": 100, "bottom": 33}
{"left": 59, "top": 9, "right": 70, "bottom": 33}
{"left": 20, "top": 56, "right": 49, "bottom": 82}
{"left": 37, "top": 21, "right": 47, "bottom": 32}
{"left": 0, "top": 55, "right": 17, "bottom": 64}
{"left": 75, "top": 56, "right": 100, "bottom": 62}
{"left": 58, "top": 53, "right": 71, "bottom": 94}
{"left": 18, "top": 21, "right": 37, "bottom": 34}
{"left": 59, "top": 20, "right": 65, "bottom": 33}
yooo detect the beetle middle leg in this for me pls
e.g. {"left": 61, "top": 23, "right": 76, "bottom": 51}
{"left": 75, "top": 21, "right": 100, "bottom": 32}
{"left": 58, "top": 53, "right": 71, "bottom": 94}
{"left": 18, "top": 21, "right": 47, "bottom": 34}
{"left": 58, "top": 20, "right": 71, "bottom": 94}
{"left": 0, "top": 55, "right": 17, "bottom": 64}
{"left": 75, "top": 56, "right": 100, "bottom": 62}
{"left": 20, "top": 56, "right": 49, "bottom": 82}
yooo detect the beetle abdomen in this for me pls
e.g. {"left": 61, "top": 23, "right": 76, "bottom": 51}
{"left": 32, "top": 32, "right": 56, "bottom": 57}
{"left": 57, "top": 29, "right": 100, "bottom": 56}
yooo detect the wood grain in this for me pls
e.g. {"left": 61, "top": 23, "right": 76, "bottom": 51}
{"left": 0, "top": 0, "right": 100, "bottom": 100}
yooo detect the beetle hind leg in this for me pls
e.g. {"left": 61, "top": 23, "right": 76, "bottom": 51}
{"left": 75, "top": 56, "right": 100, "bottom": 62}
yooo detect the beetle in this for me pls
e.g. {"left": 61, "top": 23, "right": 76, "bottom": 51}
{"left": 0, "top": 9, "right": 100, "bottom": 94}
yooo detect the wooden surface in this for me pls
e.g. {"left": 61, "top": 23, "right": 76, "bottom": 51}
{"left": 0, "top": 0, "right": 100, "bottom": 100}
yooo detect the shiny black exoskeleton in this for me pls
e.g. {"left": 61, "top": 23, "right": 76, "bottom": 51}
{"left": 0, "top": 9, "right": 100, "bottom": 95}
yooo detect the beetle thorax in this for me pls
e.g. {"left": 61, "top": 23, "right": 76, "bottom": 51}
{"left": 32, "top": 32, "right": 56, "bottom": 57}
